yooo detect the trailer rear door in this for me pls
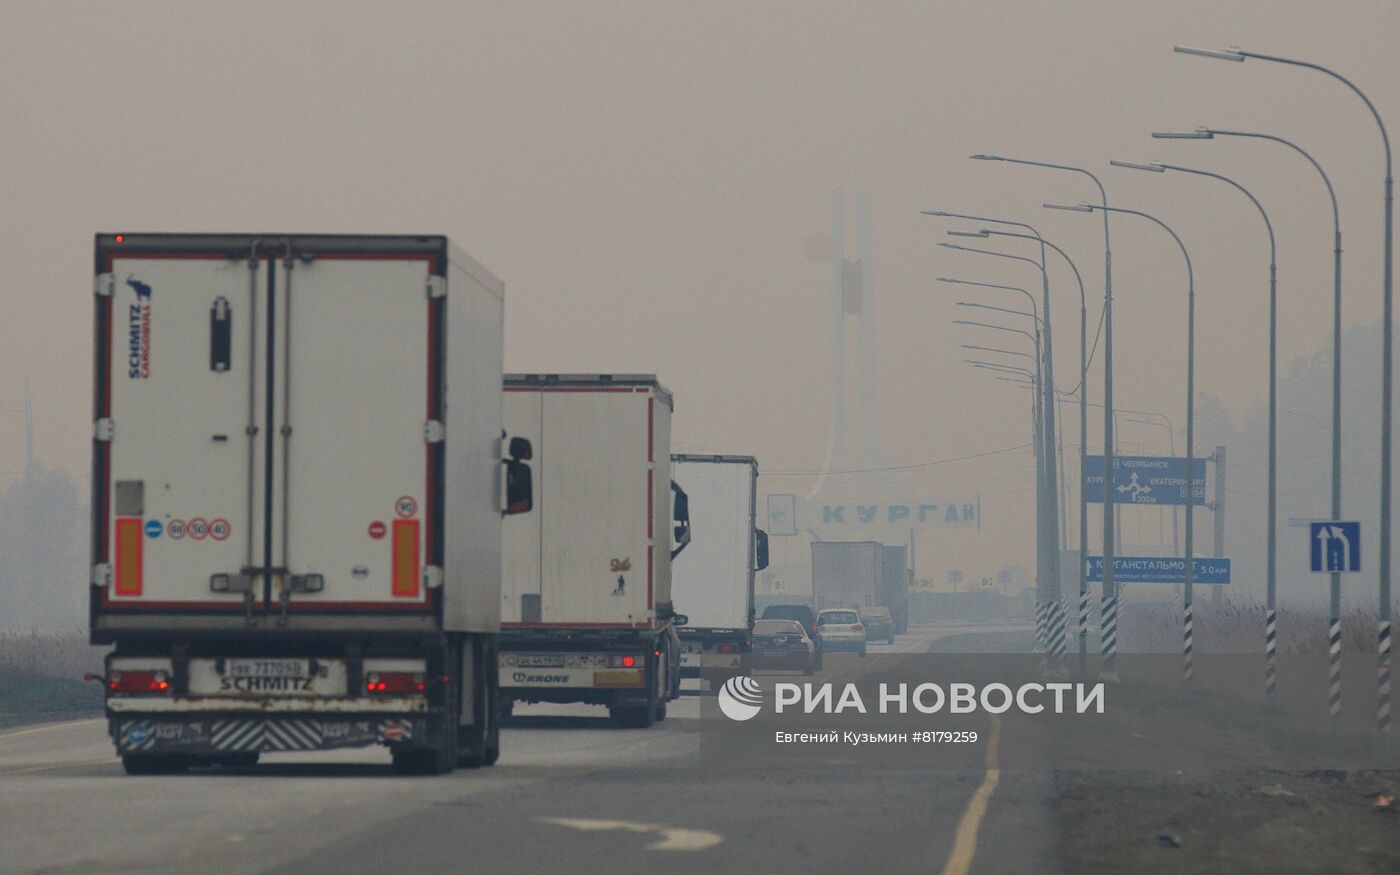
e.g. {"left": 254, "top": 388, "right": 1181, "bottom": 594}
{"left": 95, "top": 241, "right": 441, "bottom": 619}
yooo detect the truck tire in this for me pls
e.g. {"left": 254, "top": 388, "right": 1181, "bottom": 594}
{"left": 654, "top": 700, "right": 668, "bottom": 722}
{"left": 609, "top": 702, "right": 656, "bottom": 729}
{"left": 122, "top": 754, "right": 190, "bottom": 775}
{"left": 397, "top": 643, "right": 459, "bottom": 776}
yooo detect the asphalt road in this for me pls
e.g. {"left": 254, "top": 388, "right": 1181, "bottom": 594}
{"left": 0, "top": 624, "right": 1049, "bottom": 875}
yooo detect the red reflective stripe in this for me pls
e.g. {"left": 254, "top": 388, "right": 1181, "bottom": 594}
{"left": 114, "top": 517, "right": 142, "bottom": 596}
{"left": 392, "top": 519, "right": 420, "bottom": 597}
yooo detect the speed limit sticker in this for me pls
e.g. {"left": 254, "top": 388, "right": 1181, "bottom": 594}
{"left": 209, "top": 519, "right": 231, "bottom": 541}
{"left": 167, "top": 519, "right": 187, "bottom": 539}
{"left": 187, "top": 517, "right": 209, "bottom": 540}
{"left": 395, "top": 496, "right": 418, "bottom": 519}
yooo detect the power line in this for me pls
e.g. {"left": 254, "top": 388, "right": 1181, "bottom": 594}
{"left": 764, "top": 442, "right": 1033, "bottom": 476}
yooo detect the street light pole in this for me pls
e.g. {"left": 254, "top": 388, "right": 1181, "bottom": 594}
{"left": 977, "top": 228, "right": 1090, "bottom": 673}
{"left": 1174, "top": 42, "right": 1391, "bottom": 732}
{"left": 1155, "top": 126, "right": 1345, "bottom": 699}
{"left": 971, "top": 154, "right": 1119, "bottom": 679}
{"left": 1112, "top": 158, "right": 1277, "bottom": 701}
{"left": 942, "top": 239, "right": 1063, "bottom": 651}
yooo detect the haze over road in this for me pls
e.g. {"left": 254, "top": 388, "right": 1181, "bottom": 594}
{"left": 0, "top": 625, "right": 1049, "bottom": 875}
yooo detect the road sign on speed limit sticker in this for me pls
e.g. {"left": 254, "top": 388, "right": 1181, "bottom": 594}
{"left": 187, "top": 517, "right": 209, "bottom": 540}
{"left": 395, "top": 496, "right": 418, "bottom": 518}
{"left": 209, "top": 519, "right": 231, "bottom": 541}
{"left": 167, "top": 519, "right": 186, "bottom": 539}
{"left": 368, "top": 521, "right": 387, "bottom": 539}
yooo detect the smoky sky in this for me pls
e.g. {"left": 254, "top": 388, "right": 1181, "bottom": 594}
{"left": 3, "top": 1, "right": 1398, "bottom": 591}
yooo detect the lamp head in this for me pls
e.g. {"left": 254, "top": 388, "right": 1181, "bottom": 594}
{"left": 1044, "top": 202, "right": 1094, "bottom": 212}
{"left": 1152, "top": 129, "right": 1214, "bottom": 139}
{"left": 1110, "top": 159, "right": 1167, "bottom": 172}
{"left": 1173, "top": 44, "right": 1246, "bottom": 62}
{"left": 970, "top": 154, "right": 1004, "bottom": 161}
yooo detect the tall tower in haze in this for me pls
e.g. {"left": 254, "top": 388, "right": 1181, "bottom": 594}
{"left": 813, "top": 186, "right": 881, "bottom": 496}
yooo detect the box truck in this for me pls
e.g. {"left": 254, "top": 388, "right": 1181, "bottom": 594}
{"left": 880, "top": 545, "right": 911, "bottom": 634}
{"left": 499, "top": 375, "right": 690, "bottom": 727}
{"left": 811, "top": 541, "right": 882, "bottom": 612}
{"left": 670, "top": 454, "right": 769, "bottom": 691}
{"left": 89, "top": 234, "right": 533, "bottom": 775}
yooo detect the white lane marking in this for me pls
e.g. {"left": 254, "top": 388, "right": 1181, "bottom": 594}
{"left": 0, "top": 718, "right": 103, "bottom": 741}
{"left": 0, "top": 757, "right": 116, "bottom": 776}
{"left": 538, "top": 817, "right": 722, "bottom": 851}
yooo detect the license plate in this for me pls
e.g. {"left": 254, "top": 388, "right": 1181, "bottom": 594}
{"left": 229, "top": 660, "right": 306, "bottom": 678}
{"left": 186, "top": 658, "right": 344, "bottom": 696}
{"left": 516, "top": 655, "right": 566, "bottom": 668}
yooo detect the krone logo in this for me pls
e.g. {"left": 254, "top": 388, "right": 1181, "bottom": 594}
{"left": 717, "top": 675, "right": 764, "bottom": 721}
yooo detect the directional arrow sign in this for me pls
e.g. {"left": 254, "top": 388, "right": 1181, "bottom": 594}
{"left": 1084, "top": 455, "right": 1206, "bottom": 506}
{"left": 1309, "top": 521, "right": 1361, "bottom": 573}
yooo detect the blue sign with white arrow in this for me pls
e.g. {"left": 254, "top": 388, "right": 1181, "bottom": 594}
{"left": 1083, "top": 455, "right": 1207, "bottom": 506}
{"left": 1310, "top": 521, "right": 1360, "bottom": 573}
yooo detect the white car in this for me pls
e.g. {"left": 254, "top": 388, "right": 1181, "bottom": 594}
{"left": 816, "top": 609, "right": 867, "bottom": 656}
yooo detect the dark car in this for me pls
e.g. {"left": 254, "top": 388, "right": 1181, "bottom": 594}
{"left": 859, "top": 607, "right": 896, "bottom": 645}
{"left": 759, "top": 604, "right": 824, "bottom": 670}
{"left": 750, "top": 619, "right": 816, "bottom": 675}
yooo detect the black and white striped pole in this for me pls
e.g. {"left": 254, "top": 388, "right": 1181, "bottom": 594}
{"left": 1381, "top": 620, "right": 1392, "bottom": 732}
{"left": 1265, "top": 608, "right": 1278, "bottom": 701}
{"left": 1329, "top": 617, "right": 1343, "bottom": 720}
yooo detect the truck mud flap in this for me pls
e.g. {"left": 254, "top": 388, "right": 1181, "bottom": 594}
{"left": 114, "top": 717, "right": 424, "bottom": 754}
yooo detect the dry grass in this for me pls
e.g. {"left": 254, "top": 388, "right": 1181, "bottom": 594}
{"left": 0, "top": 630, "right": 107, "bottom": 678}
{"left": 1119, "top": 601, "right": 1392, "bottom": 654}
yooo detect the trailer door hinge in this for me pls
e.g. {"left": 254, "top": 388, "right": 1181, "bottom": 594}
{"left": 94, "top": 418, "right": 114, "bottom": 441}
{"left": 424, "top": 420, "right": 445, "bottom": 443}
{"left": 94, "top": 273, "right": 115, "bottom": 297}
{"left": 92, "top": 564, "right": 113, "bottom": 588}
{"left": 422, "top": 565, "right": 444, "bottom": 589}
{"left": 426, "top": 276, "right": 446, "bottom": 299}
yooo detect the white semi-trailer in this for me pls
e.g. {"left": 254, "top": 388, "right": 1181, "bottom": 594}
{"left": 500, "top": 374, "right": 689, "bottom": 727}
{"left": 670, "top": 455, "right": 768, "bottom": 691}
{"left": 90, "top": 234, "right": 533, "bottom": 775}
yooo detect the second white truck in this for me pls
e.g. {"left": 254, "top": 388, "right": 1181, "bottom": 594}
{"left": 670, "top": 455, "right": 768, "bottom": 691}
{"left": 498, "top": 374, "right": 690, "bottom": 726}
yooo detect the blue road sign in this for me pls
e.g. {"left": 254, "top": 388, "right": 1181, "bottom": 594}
{"left": 1084, "top": 455, "right": 1206, "bottom": 506}
{"left": 1086, "top": 556, "right": 1231, "bottom": 584}
{"left": 1309, "top": 521, "right": 1360, "bottom": 573}
{"left": 144, "top": 519, "right": 163, "bottom": 539}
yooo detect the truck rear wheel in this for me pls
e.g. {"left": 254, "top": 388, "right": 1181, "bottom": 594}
{"left": 122, "top": 754, "right": 190, "bottom": 775}
{"left": 609, "top": 702, "right": 656, "bottom": 728}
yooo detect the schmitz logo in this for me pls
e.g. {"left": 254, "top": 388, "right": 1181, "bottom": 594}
{"left": 125, "top": 275, "right": 153, "bottom": 379}
{"left": 718, "top": 676, "right": 764, "bottom": 721}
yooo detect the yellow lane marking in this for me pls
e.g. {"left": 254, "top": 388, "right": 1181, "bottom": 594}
{"left": 0, "top": 718, "right": 103, "bottom": 741}
{"left": 940, "top": 713, "right": 1002, "bottom": 875}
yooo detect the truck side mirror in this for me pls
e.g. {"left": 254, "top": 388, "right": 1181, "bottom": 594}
{"left": 504, "top": 458, "right": 533, "bottom": 515}
{"left": 670, "top": 481, "right": 691, "bottom": 559}
{"left": 754, "top": 529, "right": 770, "bottom": 571}
{"left": 673, "top": 613, "right": 689, "bottom": 627}
{"left": 508, "top": 436, "right": 533, "bottom": 461}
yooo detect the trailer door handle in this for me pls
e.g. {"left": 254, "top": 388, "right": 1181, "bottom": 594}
{"left": 210, "top": 296, "right": 232, "bottom": 372}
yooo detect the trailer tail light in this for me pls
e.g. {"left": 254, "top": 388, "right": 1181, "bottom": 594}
{"left": 108, "top": 669, "right": 170, "bottom": 694}
{"left": 716, "top": 643, "right": 740, "bottom": 654}
{"left": 114, "top": 518, "right": 143, "bottom": 596}
{"left": 391, "top": 520, "right": 420, "bottom": 597}
{"left": 365, "top": 672, "right": 425, "bottom": 694}
{"left": 621, "top": 655, "right": 636, "bottom": 668}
